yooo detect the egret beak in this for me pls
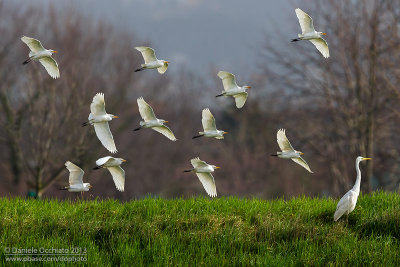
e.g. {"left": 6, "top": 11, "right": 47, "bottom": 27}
{"left": 164, "top": 121, "right": 169, "bottom": 123}
{"left": 122, "top": 159, "right": 127, "bottom": 162}
{"left": 165, "top": 61, "right": 170, "bottom": 64}
{"left": 89, "top": 185, "right": 93, "bottom": 188}
{"left": 362, "top": 157, "right": 372, "bottom": 161}
{"left": 223, "top": 132, "right": 228, "bottom": 134}
{"left": 53, "top": 50, "right": 58, "bottom": 53}
{"left": 246, "top": 86, "right": 252, "bottom": 89}
{"left": 113, "top": 115, "right": 119, "bottom": 118}
{"left": 215, "top": 166, "right": 220, "bottom": 169}
{"left": 300, "top": 152, "right": 304, "bottom": 155}
{"left": 322, "top": 33, "right": 327, "bottom": 35}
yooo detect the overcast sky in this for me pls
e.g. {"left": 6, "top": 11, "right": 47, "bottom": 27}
{"left": 34, "top": 0, "right": 300, "bottom": 76}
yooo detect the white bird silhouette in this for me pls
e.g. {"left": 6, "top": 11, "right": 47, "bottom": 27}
{"left": 134, "top": 46, "right": 169, "bottom": 74}
{"left": 192, "top": 108, "right": 228, "bottom": 139}
{"left": 94, "top": 156, "right": 126, "bottom": 192}
{"left": 184, "top": 157, "right": 219, "bottom": 197}
{"left": 216, "top": 71, "right": 251, "bottom": 108}
{"left": 62, "top": 161, "right": 92, "bottom": 192}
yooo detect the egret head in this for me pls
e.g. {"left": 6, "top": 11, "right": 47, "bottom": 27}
{"left": 319, "top": 32, "right": 327, "bottom": 36}
{"left": 163, "top": 60, "right": 169, "bottom": 65}
{"left": 357, "top": 156, "right": 372, "bottom": 163}
{"left": 119, "top": 158, "right": 127, "bottom": 163}
{"left": 212, "top": 165, "right": 220, "bottom": 170}
{"left": 297, "top": 151, "right": 304, "bottom": 155}
{"left": 88, "top": 184, "right": 93, "bottom": 189}
{"left": 162, "top": 119, "right": 169, "bottom": 124}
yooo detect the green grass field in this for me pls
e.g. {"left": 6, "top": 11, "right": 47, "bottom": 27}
{"left": 1, "top": 191, "right": 399, "bottom": 266}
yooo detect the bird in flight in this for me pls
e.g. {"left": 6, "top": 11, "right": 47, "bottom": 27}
{"left": 61, "top": 161, "right": 92, "bottom": 193}
{"left": 184, "top": 157, "right": 219, "bottom": 197}
{"left": 134, "top": 97, "right": 177, "bottom": 141}
{"left": 334, "top": 156, "right": 371, "bottom": 222}
{"left": 82, "top": 93, "right": 118, "bottom": 153}
{"left": 93, "top": 156, "right": 127, "bottom": 192}
{"left": 216, "top": 71, "right": 251, "bottom": 108}
{"left": 21, "top": 36, "right": 60, "bottom": 78}
{"left": 291, "top": 8, "right": 329, "bottom": 58}
{"left": 192, "top": 108, "right": 228, "bottom": 139}
{"left": 271, "top": 129, "right": 313, "bottom": 173}
{"left": 134, "top": 46, "right": 169, "bottom": 74}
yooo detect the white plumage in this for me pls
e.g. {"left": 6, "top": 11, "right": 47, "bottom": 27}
{"left": 21, "top": 36, "right": 60, "bottom": 79}
{"left": 64, "top": 161, "right": 91, "bottom": 192}
{"left": 184, "top": 157, "right": 219, "bottom": 197}
{"left": 217, "top": 71, "right": 251, "bottom": 108}
{"left": 95, "top": 156, "right": 126, "bottom": 192}
{"left": 273, "top": 129, "right": 313, "bottom": 173}
{"left": 135, "top": 97, "right": 177, "bottom": 141}
{"left": 193, "top": 108, "right": 227, "bottom": 139}
{"left": 84, "top": 93, "right": 118, "bottom": 153}
{"left": 292, "top": 8, "right": 329, "bottom": 58}
{"left": 334, "top": 157, "right": 371, "bottom": 221}
{"left": 134, "top": 46, "right": 169, "bottom": 74}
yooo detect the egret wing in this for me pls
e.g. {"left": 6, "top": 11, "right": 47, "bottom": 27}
{"left": 65, "top": 161, "right": 84, "bottom": 186}
{"left": 195, "top": 172, "right": 217, "bottom": 197}
{"left": 157, "top": 63, "right": 168, "bottom": 74}
{"left": 93, "top": 122, "right": 117, "bottom": 153}
{"left": 90, "top": 93, "right": 107, "bottom": 116}
{"left": 277, "top": 129, "right": 295, "bottom": 152}
{"left": 135, "top": 46, "right": 157, "bottom": 64}
{"left": 291, "top": 157, "right": 313, "bottom": 173}
{"left": 295, "top": 8, "right": 315, "bottom": 34}
{"left": 152, "top": 125, "right": 177, "bottom": 141}
{"left": 309, "top": 38, "right": 330, "bottom": 58}
{"left": 137, "top": 97, "right": 157, "bottom": 121}
{"left": 39, "top": 57, "right": 60, "bottom": 79}
{"left": 96, "top": 156, "right": 112, "bottom": 167}
{"left": 190, "top": 157, "right": 209, "bottom": 169}
{"left": 107, "top": 166, "right": 125, "bottom": 192}
{"left": 233, "top": 92, "right": 248, "bottom": 108}
{"left": 334, "top": 191, "right": 353, "bottom": 221}
{"left": 21, "top": 36, "right": 45, "bottom": 52}
{"left": 202, "top": 108, "right": 217, "bottom": 131}
{"left": 217, "top": 71, "right": 238, "bottom": 91}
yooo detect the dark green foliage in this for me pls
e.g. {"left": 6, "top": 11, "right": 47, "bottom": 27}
{"left": 0, "top": 192, "right": 399, "bottom": 266}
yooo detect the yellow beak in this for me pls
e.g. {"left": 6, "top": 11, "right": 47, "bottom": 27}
{"left": 246, "top": 86, "right": 252, "bottom": 88}
{"left": 322, "top": 33, "right": 327, "bottom": 35}
{"left": 53, "top": 50, "right": 58, "bottom": 53}
{"left": 300, "top": 152, "right": 304, "bottom": 155}
{"left": 113, "top": 115, "right": 119, "bottom": 118}
{"left": 363, "top": 158, "right": 372, "bottom": 161}
{"left": 223, "top": 132, "right": 228, "bottom": 134}
{"left": 215, "top": 166, "right": 220, "bottom": 169}
{"left": 122, "top": 159, "right": 127, "bottom": 162}
{"left": 164, "top": 121, "right": 168, "bottom": 123}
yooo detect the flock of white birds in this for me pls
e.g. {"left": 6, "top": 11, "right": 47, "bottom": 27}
{"left": 21, "top": 8, "right": 367, "bottom": 221}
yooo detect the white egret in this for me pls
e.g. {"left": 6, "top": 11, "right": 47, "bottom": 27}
{"left": 134, "top": 46, "right": 169, "bottom": 74}
{"left": 184, "top": 157, "right": 219, "bottom": 197}
{"left": 21, "top": 36, "right": 60, "bottom": 79}
{"left": 93, "top": 156, "right": 126, "bottom": 192}
{"left": 271, "top": 129, "right": 313, "bottom": 173}
{"left": 134, "top": 97, "right": 177, "bottom": 141}
{"left": 192, "top": 108, "right": 228, "bottom": 139}
{"left": 334, "top": 156, "right": 372, "bottom": 222}
{"left": 82, "top": 93, "right": 118, "bottom": 153}
{"left": 291, "top": 8, "right": 329, "bottom": 58}
{"left": 62, "top": 161, "right": 92, "bottom": 192}
{"left": 216, "top": 71, "right": 251, "bottom": 108}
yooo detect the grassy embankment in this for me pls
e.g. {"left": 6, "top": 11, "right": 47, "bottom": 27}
{"left": 0, "top": 191, "right": 399, "bottom": 266}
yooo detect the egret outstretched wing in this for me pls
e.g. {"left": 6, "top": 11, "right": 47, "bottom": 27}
{"left": 21, "top": 36, "right": 45, "bottom": 52}
{"left": 137, "top": 97, "right": 157, "bottom": 121}
{"left": 234, "top": 92, "right": 248, "bottom": 108}
{"left": 135, "top": 46, "right": 157, "bottom": 64}
{"left": 65, "top": 161, "right": 84, "bottom": 186}
{"left": 217, "top": 71, "right": 238, "bottom": 91}
{"left": 310, "top": 38, "right": 329, "bottom": 58}
{"left": 93, "top": 122, "right": 117, "bottom": 153}
{"left": 157, "top": 63, "right": 168, "bottom": 74}
{"left": 291, "top": 157, "right": 313, "bottom": 173}
{"left": 190, "top": 157, "right": 209, "bottom": 169}
{"left": 107, "top": 166, "right": 125, "bottom": 192}
{"left": 295, "top": 8, "right": 315, "bottom": 34}
{"left": 195, "top": 172, "right": 217, "bottom": 197}
{"left": 277, "top": 129, "right": 295, "bottom": 152}
{"left": 152, "top": 125, "right": 177, "bottom": 141}
{"left": 39, "top": 57, "right": 60, "bottom": 79}
{"left": 96, "top": 156, "right": 112, "bottom": 167}
{"left": 202, "top": 108, "right": 217, "bottom": 131}
{"left": 90, "top": 93, "right": 107, "bottom": 116}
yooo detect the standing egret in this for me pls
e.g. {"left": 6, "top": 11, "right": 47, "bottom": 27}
{"left": 21, "top": 36, "right": 60, "bottom": 78}
{"left": 183, "top": 157, "right": 219, "bottom": 197}
{"left": 134, "top": 97, "right": 177, "bottom": 141}
{"left": 61, "top": 161, "right": 92, "bottom": 194}
{"left": 82, "top": 93, "right": 118, "bottom": 153}
{"left": 134, "top": 46, "right": 169, "bottom": 74}
{"left": 291, "top": 8, "right": 329, "bottom": 58}
{"left": 334, "top": 157, "right": 372, "bottom": 222}
{"left": 93, "top": 156, "right": 126, "bottom": 192}
{"left": 271, "top": 129, "right": 313, "bottom": 173}
{"left": 216, "top": 71, "right": 251, "bottom": 108}
{"left": 192, "top": 108, "right": 228, "bottom": 139}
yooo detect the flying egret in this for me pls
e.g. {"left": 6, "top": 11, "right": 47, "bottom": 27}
{"left": 82, "top": 93, "right": 118, "bottom": 153}
{"left": 61, "top": 161, "right": 92, "bottom": 193}
{"left": 216, "top": 71, "right": 251, "bottom": 108}
{"left": 291, "top": 8, "right": 329, "bottom": 58}
{"left": 334, "top": 156, "right": 372, "bottom": 222}
{"left": 192, "top": 108, "right": 228, "bottom": 139}
{"left": 134, "top": 46, "right": 169, "bottom": 74}
{"left": 21, "top": 36, "right": 60, "bottom": 79}
{"left": 93, "top": 156, "right": 126, "bottom": 192}
{"left": 134, "top": 97, "right": 177, "bottom": 141}
{"left": 183, "top": 157, "right": 219, "bottom": 197}
{"left": 271, "top": 129, "right": 313, "bottom": 173}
